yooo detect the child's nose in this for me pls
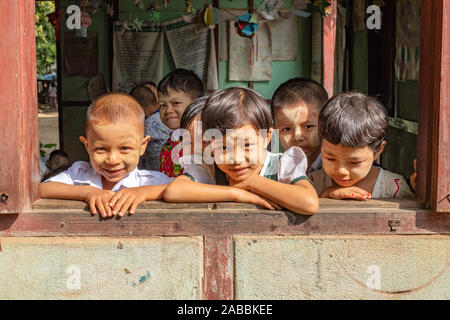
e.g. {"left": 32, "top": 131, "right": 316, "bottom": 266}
{"left": 106, "top": 152, "right": 121, "bottom": 165}
{"left": 294, "top": 127, "right": 304, "bottom": 141}
{"left": 336, "top": 163, "right": 349, "bottom": 176}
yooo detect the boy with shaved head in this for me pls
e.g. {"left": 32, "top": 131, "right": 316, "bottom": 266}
{"left": 40, "top": 93, "right": 173, "bottom": 218}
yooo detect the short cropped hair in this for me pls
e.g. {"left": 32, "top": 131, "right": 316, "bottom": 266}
{"left": 180, "top": 96, "right": 208, "bottom": 130}
{"left": 271, "top": 78, "right": 329, "bottom": 115}
{"left": 202, "top": 87, "right": 272, "bottom": 134}
{"left": 86, "top": 93, "right": 145, "bottom": 135}
{"left": 129, "top": 85, "right": 158, "bottom": 108}
{"left": 158, "top": 68, "right": 205, "bottom": 101}
{"left": 319, "top": 92, "right": 388, "bottom": 152}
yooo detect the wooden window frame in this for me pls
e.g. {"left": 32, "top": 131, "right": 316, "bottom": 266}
{"left": 0, "top": 0, "right": 449, "bottom": 300}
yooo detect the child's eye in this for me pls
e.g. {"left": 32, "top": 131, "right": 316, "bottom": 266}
{"left": 159, "top": 104, "right": 166, "bottom": 109}
{"left": 121, "top": 146, "right": 131, "bottom": 151}
{"left": 305, "top": 125, "right": 315, "bottom": 129}
{"left": 325, "top": 157, "right": 336, "bottom": 161}
{"left": 350, "top": 161, "right": 364, "bottom": 165}
{"left": 280, "top": 127, "right": 291, "bottom": 132}
{"left": 95, "top": 147, "right": 106, "bottom": 152}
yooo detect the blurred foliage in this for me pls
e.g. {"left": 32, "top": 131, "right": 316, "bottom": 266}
{"left": 36, "top": 1, "right": 56, "bottom": 75}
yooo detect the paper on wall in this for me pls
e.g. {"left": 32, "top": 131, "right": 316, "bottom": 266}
{"left": 268, "top": 15, "right": 298, "bottom": 61}
{"left": 112, "top": 23, "right": 163, "bottom": 93}
{"left": 229, "top": 21, "right": 272, "bottom": 81}
{"left": 165, "top": 22, "right": 218, "bottom": 91}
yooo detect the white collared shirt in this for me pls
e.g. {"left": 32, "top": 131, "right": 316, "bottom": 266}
{"left": 43, "top": 161, "right": 173, "bottom": 191}
{"left": 308, "top": 167, "right": 414, "bottom": 198}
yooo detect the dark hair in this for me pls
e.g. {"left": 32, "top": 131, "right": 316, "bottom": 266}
{"left": 49, "top": 149, "right": 69, "bottom": 160}
{"left": 271, "top": 77, "right": 329, "bottom": 116}
{"left": 180, "top": 96, "right": 208, "bottom": 129}
{"left": 42, "top": 150, "right": 70, "bottom": 182}
{"left": 319, "top": 91, "right": 388, "bottom": 152}
{"left": 129, "top": 85, "right": 157, "bottom": 108}
{"left": 201, "top": 87, "right": 273, "bottom": 133}
{"left": 158, "top": 68, "right": 205, "bottom": 101}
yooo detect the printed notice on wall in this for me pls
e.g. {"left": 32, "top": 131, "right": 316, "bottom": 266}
{"left": 165, "top": 22, "right": 218, "bottom": 91}
{"left": 112, "top": 23, "right": 163, "bottom": 93}
{"left": 229, "top": 21, "right": 272, "bottom": 81}
{"left": 268, "top": 15, "right": 298, "bottom": 61}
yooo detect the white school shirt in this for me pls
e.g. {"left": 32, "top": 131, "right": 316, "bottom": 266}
{"left": 43, "top": 161, "right": 173, "bottom": 191}
{"left": 308, "top": 167, "right": 414, "bottom": 198}
{"left": 183, "top": 146, "right": 310, "bottom": 185}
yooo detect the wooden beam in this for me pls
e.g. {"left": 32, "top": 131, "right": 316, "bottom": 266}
{"left": 1, "top": 199, "right": 448, "bottom": 237}
{"left": 322, "top": 0, "right": 337, "bottom": 97}
{"left": 0, "top": 0, "right": 40, "bottom": 213}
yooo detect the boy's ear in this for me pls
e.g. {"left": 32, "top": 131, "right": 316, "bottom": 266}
{"left": 375, "top": 140, "right": 387, "bottom": 160}
{"left": 79, "top": 136, "right": 88, "bottom": 150}
{"left": 140, "top": 135, "right": 151, "bottom": 155}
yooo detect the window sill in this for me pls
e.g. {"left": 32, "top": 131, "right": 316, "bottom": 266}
{"left": 0, "top": 199, "right": 448, "bottom": 236}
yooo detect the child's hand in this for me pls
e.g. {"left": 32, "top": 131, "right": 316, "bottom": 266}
{"left": 321, "top": 186, "right": 371, "bottom": 200}
{"left": 227, "top": 167, "right": 261, "bottom": 190}
{"left": 410, "top": 158, "right": 417, "bottom": 192}
{"left": 84, "top": 188, "right": 116, "bottom": 217}
{"left": 232, "top": 187, "right": 282, "bottom": 210}
{"left": 108, "top": 187, "right": 148, "bottom": 217}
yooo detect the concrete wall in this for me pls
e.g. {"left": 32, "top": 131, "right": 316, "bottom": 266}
{"left": 0, "top": 235, "right": 448, "bottom": 300}
{"left": 0, "top": 237, "right": 203, "bottom": 300}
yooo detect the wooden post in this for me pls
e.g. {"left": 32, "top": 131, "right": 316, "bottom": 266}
{"left": 435, "top": 0, "right": 450, "bottom": 212}
{"left": 0, "top": 0, "right": 40, "bottom": 213}
{"left": 202, "top": 236, "right": 234, "bottom": 300}
{"left": 322, "top": 0, "right": 337, "bottom": 97}
{"left": 418, "top": 0, "right": 450, "bottom": 212}
{"left": 248, "top": 0, "right": 254, "bottom": 90}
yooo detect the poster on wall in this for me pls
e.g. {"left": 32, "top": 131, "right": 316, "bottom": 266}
{"left": 395, "top": 0, "right": 420, "bottom": 81}
{"left": 220, "top": 10, "right": 298, "bottom": 62}
{"left": 165, "top": 21, "right": 218, "bottom": 91}
{"left": 112, "top": 23, "right": 163, "bottom": 93}
{"left": 229, "top": 21, "right": 272, "bottom": 81}
{"left": 268, "top": 15, "right": 298, "bottom": 61}
{"left": 64, "top": 31, "right": 98, "bottom": 77}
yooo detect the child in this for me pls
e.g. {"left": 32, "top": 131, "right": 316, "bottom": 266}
{"left": 271, "top": 78, "right": 329, "bottom": 173}
{"left": 309, "top": 92, "right": 414, "bottom": 199}
{"left": 41, "top": 149, "right": 71, "bottom": 182}
{"left": 40, "top": 93, "right": 173, "bottom": 218}
{"left": 130, "top": 82, "right": 171, "bottom": 171}
{"left": 164, "top": 87, "right": 319, "bottom": 215}
{"left": 157, "top": 68, "right": 205, "bottom": 177}
{"left": 177, "top": 96, "right": 217, "bottom": 185}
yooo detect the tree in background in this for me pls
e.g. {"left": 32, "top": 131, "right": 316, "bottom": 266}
{"left": 36, "top": 1, "right": 56, "bottom": 75}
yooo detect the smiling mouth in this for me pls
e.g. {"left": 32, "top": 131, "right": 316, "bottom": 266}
{"left": 334, "top": 177, "right": 352, "bottom": 184}
{"left": 229, "top": 167, "right": 250, "bottom": 175}
{"left": 103, "top": 168, "right": 125, "bottom": 177}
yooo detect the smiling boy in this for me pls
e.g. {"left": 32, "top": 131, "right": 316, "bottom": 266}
{"left": 40, "top": 93, "right": 172, "bottom": 217}
{"left": 157, "top": 68, "right": 205, "bottom": 177}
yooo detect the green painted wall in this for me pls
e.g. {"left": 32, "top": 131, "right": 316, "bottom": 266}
{"left": 59, "top": 0, "right": 311, "bottom": 161}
